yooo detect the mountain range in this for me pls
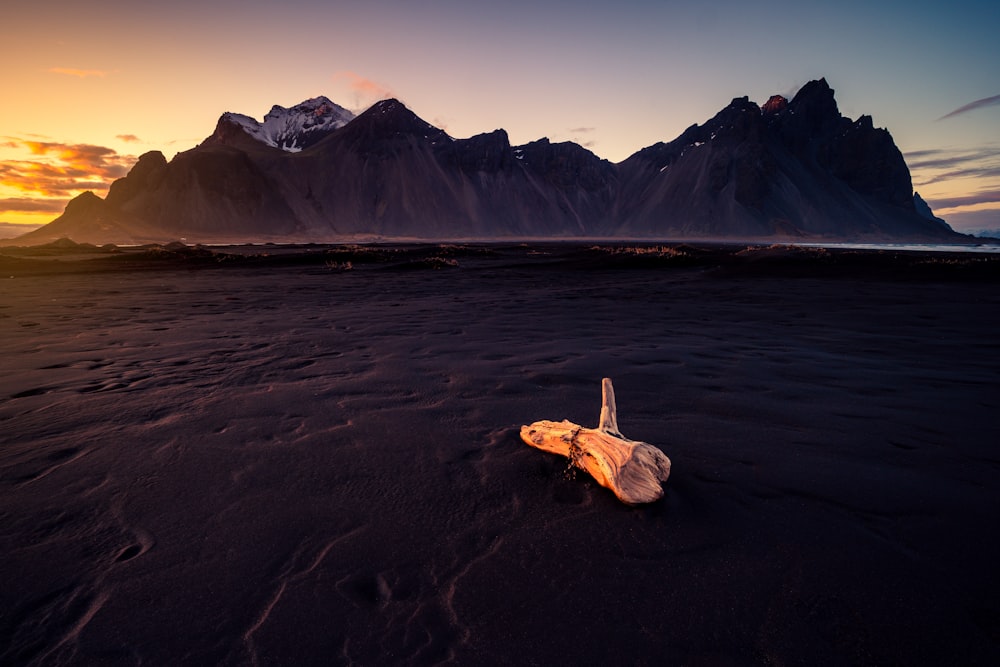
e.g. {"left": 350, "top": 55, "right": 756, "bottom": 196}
{"left": 9, "top": 79, "right": 965, "bottom": 245}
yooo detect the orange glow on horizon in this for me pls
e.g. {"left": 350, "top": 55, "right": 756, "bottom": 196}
{"left": 0, "top": 136, "right": 134, "bottom": 227}
{"left": 0, "top": 211, "right": 58, "bottom": 228}
{"left": 933, "top": 201, "right": 1000, "bottom": 216}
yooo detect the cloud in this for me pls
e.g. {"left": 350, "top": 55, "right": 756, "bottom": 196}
{"left": 906, "top": 146, "right": 1000, "bottom": 186}
{"left": 22, "top": 140, "right": 132, "bottom": 179}
{"left": 116, "top": 134, "right": 141, "bottom": 143}
{"left": 0, "top": 197, "right": 68, "bottom": 213}
{"left": 567, "top": 127, "right": 597, "bottom": 149}
{"left": 773, "top": 79, "right": 812, "bottom": 103}
{"left": 912, "top": 168, "right": 1000, "bottom": 188}
{"left": 903, "top": 149, "right": 945, "bottom": 160}
{"left": 915, "top": 165, "right": 1000, "bottom": 186}
{"left": 905, "top": 150, "right": 970, "bottom": 170}
{"left": 0, "top": 138, "right": 135, "bottom": 197}
{"left": 48, "top": 67, "right": 109, "bottom": 78}
{"left": 0, "top": 138, "right": 132, "bottom": 225}
{"left": 922, "top": 189, "right": 1000, "bottom": 211}
{"left": 333, "top": 71, "right": 395, "bottom": 108}
{"left": 937, "top": 94, "right": 1000, "bottom": 121}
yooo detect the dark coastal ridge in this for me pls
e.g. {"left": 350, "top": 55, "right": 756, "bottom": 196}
{"left": 5, "top": 79, "right": 971, "bottom": 247}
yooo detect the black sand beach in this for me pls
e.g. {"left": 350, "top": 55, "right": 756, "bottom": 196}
{"left": 2, "top": 243, "right": 999, "bottom": 665}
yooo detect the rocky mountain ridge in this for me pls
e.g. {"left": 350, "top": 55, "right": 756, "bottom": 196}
{"left": 9, "top": 79, "right": 965, "bottom": 245}
{"left": 213, "top": 96, "right": 355, "bottom": 152}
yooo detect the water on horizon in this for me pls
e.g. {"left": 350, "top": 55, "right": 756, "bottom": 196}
{"left": 801, "top": 242, "right": 1000, "bottom": 254}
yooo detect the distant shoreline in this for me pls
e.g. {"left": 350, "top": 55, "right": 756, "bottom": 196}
{"left": 3, "top": 238, "right": 999, "bottom": 281}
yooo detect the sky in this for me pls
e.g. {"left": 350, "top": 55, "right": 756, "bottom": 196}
{"left": 2, "top": 0, "right": 998, "bottom": 236}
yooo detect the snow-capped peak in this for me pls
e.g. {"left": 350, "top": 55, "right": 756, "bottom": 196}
{"left": 221, "top": 96, "right": 355, "bottom": 152}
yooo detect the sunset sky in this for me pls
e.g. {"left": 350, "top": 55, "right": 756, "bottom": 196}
{"left": 2, "top": 0, "right": 998, "bottom": 236}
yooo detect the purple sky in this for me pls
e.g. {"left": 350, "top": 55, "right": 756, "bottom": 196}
{"left": 2, "top": 0, "right": 998, "bottom": 233}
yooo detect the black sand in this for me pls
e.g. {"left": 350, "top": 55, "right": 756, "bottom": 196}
{"left": 2, "top": 243, "right": 999, "bottom": 665}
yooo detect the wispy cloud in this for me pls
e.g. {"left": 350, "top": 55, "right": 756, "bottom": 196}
{"left": 906, "top": 146, "right": 1000, "bottom": 186}
{"left": 48, "top": 67, "right": 109, "bottom": 78}
{"left": 116, "top": 134, "right": 141, "bottom": 143}
{"left": 922, "top": 189, "right": 1000, "bottom": 211}
{"left": 776, "top": 79, "right": 812, "bottom": 101}
{"left": 333, "top": 71, "right": 395, "bottom": 109}
{"left": 907, "top": 148, "right": 992, "bottom": 170}
{"left": 937, "top": 94, "right": 1000, "bottom": 121}
{"left": 917, "top": 165, "right": 1000, "bottom": 186}
{"left": 0, "top": 197, "right": 68, "bottom": 213}
{"left": 568, "top": 127, "right": 597, "bottom": 149}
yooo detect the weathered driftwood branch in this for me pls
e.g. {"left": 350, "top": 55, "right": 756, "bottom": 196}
{"left": 520, "top": 378, "right": 671, "bottom": 505}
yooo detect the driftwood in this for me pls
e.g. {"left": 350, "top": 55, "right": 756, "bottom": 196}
{"left": 520, "top": 378, "right": 671, "bottom": 505}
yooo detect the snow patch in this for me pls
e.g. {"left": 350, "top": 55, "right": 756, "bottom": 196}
{"left": 224, "top": 97, "right": 355, "bottom": 151}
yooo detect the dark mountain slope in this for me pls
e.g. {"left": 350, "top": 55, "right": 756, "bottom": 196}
{"left": 267, "top": 100, "right": 618, "bottom": 238}
{"left": 8, "top": 80, "right": 965, "bottom": 245}
{"left": 614, "top": 79, "right": 950, "bottom": 240}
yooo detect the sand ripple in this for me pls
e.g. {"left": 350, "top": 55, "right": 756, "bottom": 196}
{"left": 2, "top": 245, "right": 999, "bottom": 664}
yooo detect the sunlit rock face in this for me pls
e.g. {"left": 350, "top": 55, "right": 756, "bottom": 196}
{"left": 12, "top": 79, "right": 964, "bottom": 246}
{"left": 762, "top": 94, "right": 788, "bottom": 115}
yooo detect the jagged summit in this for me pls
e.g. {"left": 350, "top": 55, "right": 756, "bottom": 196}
{"left": 353, "top": 99, "right": 450, "bottom": 140}
{"left": 787, "top": 78, "right": 841, "bottom": 129}
{"left": 7, "top": 79, "right": 968, "bottom": 246}
{"left": 327, "top": 98, "right": 452, "bottom": 156}
{"left": 369, "top": 98, "right": 407, "bottom": 114}
{"left": 63, "top": 190, "right": 103, "bottom": 213}
{"left": 215, "top": 96, "right": 355, "bottom": 152}
{"left": 762, "top": 95, "right": 788, "bottom": 114}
